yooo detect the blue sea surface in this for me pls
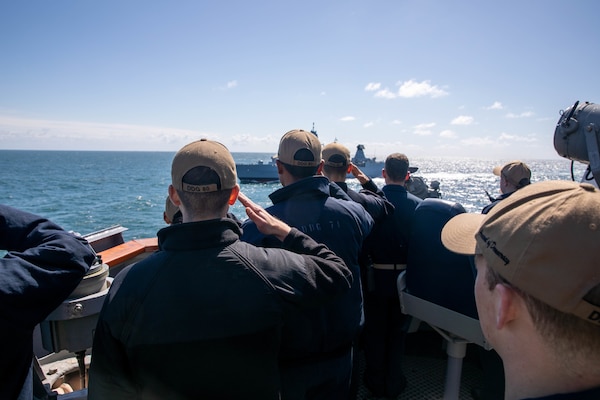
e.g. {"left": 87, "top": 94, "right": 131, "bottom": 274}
{"left": 0, "top": 150, "right": 586, "bottom": 242}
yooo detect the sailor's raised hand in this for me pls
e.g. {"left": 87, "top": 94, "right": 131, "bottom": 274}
{"left": 237, "top": 192, "right": 291, "bottom": 241}
{"left": 350, "top": 163, "right": 370, "bottom": 185}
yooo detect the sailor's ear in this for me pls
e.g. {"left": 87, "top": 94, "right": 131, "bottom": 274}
{"left": 168, "top": 185, "right": 181, "bottom": 207}
{"left": 228, "top": 185, "right": 240, "bottom": 205}
{"left": 494, "top": 283, "right": 520, "bottom": 330}
{"left": 276, "top": 160, "right": 285, "bottom": 174}
{"left": 346, "top": 164, "right": 352, "bottom": 174}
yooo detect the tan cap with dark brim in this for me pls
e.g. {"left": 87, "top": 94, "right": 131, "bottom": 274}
{"left": 493, "top": 160, "right": 531, "bottom": 187}
{"left": 171, "top": 139, "right": 237, "bottom": 193}
{"left": 322, "top": 142, "right": 351, "bottom": 168}
{"left": 442, "top": 180, "right": 600, "bottom": 325}
{"left": 277, "top": 129, "right": 321, "bottom": 167}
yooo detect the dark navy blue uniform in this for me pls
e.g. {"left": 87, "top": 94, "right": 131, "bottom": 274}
{"left": 330, "top": 180, "right": 394, "bottom": 223}
{"left": 0, "top": 205, "right": 95, "bottom": 400}
{"left": 89, "top": 218, "right": 352, "bottom": 400}
{"left": 329, "top": 179, "right": 394, "bottom": 399}
{"left": 361, "top": 184, "right": 422, "bottom": 398}
{"left": 242, "top": 175, "right": 374, "bottom": 400}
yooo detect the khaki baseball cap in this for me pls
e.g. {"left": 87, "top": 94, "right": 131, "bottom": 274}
{"left": 441, "top": 180, "right": 600, "bottom": 325}
{"left": 277, "top": 129, "right": 321, "bottom": 167}
{"left": 171, "top": 139, "right": 237, "bottom": 193}
{"left": 493, "top": 160, "right": 531, "bottom": 187}
{"left": 322, "top": 142, "right": 351, "bottom": 168}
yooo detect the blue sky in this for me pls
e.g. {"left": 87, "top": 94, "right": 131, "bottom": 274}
{"left": 1, "top": 1, "right": 599, "bottom": 160}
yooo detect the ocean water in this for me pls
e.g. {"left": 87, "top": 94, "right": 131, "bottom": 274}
{"left": 0, "top": 150, "right": 587, "bottom": 242}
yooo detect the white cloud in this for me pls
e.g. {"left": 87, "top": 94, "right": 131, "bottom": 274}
{"left": 230, "top": 133, "right": 279, "bottom": 149}
{"left": 506, "top": 111, "right": 534, "bottom": 118}
{"left": 498, "top": 132, "right": 537, "bottom": 143}
{"left": 370, "top": 79, "right": 448, "bottom": 99}
{"left": 340, "top": 116, "right": 356, "bottom": 122}
{"left": 374, "top": 89, "right": 397, "bottom": 99}
{"left": 397, "top": 80, "right": 448, "bottom": 98}
{"left": 363, "top": 121, "right": 374, "bottom": 128}
{"left": 0, "top": 115, "right": 201, "bottom": 151}
{"left": 439, "top": 130, "right": 457, "bottom": 139}
{"left": 226, "top": 80, "right": 238, "bottom": 89}
{"left": 461, "top": 136, "right": 497, "bottom": 146}
{"left": 364, "top": 82, "right": 381, "bottom": 91}
{"left": 413, "top": 122, "right": 436, "bottom": 136}
{"left": 451, "top": 115, "right": 474, "bottom": 125}
{"left": 0, "top": 114, "right": 290, "bottom": 153}
{"left": 391, "top": 119, "right": 402, "bottom": 125}
{"left": 486, "top": 101, "right": 503, "bottom": 110}
{"left": 443, "top": 132, "right": 538, "bottom": 155}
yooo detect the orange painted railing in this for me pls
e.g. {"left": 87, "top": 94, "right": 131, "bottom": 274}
{"left": 98, "top": 238, "right": 159, "bottom": 268}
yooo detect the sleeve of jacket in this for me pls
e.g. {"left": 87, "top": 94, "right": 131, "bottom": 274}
{"left": 360, "top": 179, "right": 380, "bottom": 194}
{"left": 360, "top": 180, "right": 395, "bottom": 218}
{"left": 239, "top": 219, "right": 265, "bottom": 246}
{"left": 240, "top": 219, "right": 283, "bottom": 249}
{"left": 356, "top": 190, "right": 395, "bottom": 223}
{"left": 328, "top": 182, "right": 353, "bottom": 201}
{"left": 0, "top": 204, "right": 96, "bottom": 329}
{"left": 242, "top": 228, "right": 353, "bottom": 307}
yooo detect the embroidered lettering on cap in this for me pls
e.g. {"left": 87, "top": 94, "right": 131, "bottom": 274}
{"left": 185, "top": 183, "right": 218, "bottom": 192}
{"left": 295, "top": 160, "right": 317, "bottom": 167}
{"left": 479, "top": 231, "right": 510, "bottom": 266}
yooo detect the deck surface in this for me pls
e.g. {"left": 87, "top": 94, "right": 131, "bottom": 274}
{"left": 356, "top": 331, "right": 483, "bottom": 400}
